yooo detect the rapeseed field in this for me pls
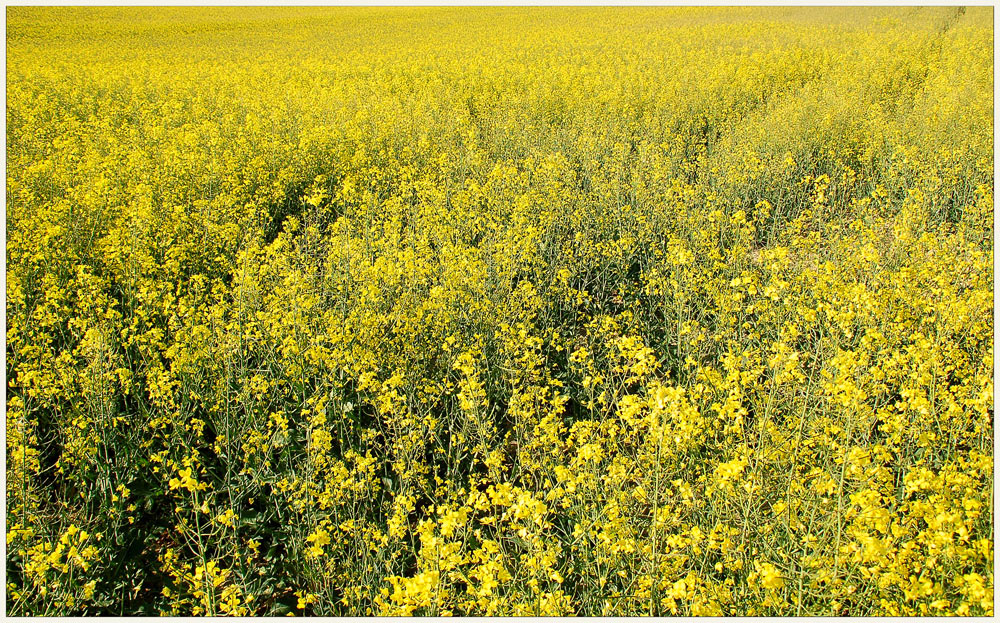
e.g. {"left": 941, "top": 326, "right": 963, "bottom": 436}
{"left": 5, "top": 6, "right": 993, "bottom": 616}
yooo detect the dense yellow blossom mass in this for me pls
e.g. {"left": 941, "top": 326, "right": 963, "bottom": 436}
{"left": 6, "top": 7, "right": 993, "bottom": 616}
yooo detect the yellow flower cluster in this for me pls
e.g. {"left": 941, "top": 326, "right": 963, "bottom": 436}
{"left": 6, "top": 6, "right": 992, "bottom": 615}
